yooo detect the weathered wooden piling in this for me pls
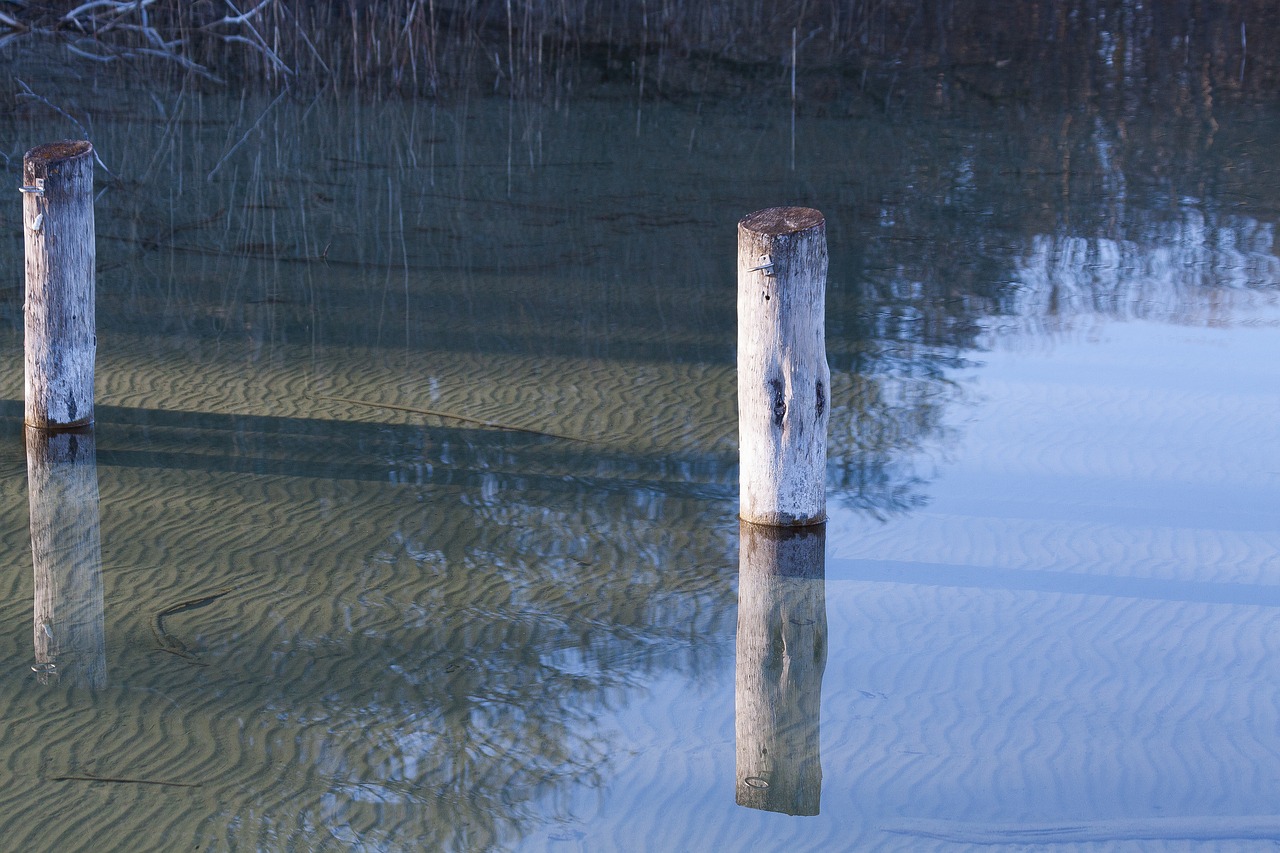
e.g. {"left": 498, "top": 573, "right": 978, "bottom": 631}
{"left": 22, "top": 140, "right": 96, "bottom": 430}
{"left": 735, "top": 520, "right": 826, "bottom": 815}
{"left": 737, "top": 207, "right": 830, "bottom": 527}
{"left": 28, "top": 428, "right": 106, "bottom": 687}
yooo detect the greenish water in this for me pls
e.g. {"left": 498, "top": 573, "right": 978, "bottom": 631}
{"left": 2, "top": 40, "right": 1280, "bottom": 851}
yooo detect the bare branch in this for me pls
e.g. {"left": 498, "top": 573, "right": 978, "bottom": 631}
{"left": 13, "top": 79, "right": 116, "bottom": 176}
{"left": 62, "top": 0, "right": 155, "bottom": 23}
{"left": 63, "top": 42, "right": 120, "bottom": 62}
{"left": 218, "top": 33, "right": 290, "bottom": 74}
{"left": 216, "top": 0, "right": 273, "bottom": 27}
{"left": 212, "top": 1, "right": 291, "bottom": 75}
{"left": 206, "top": 83, "right": 289, "bottom": 180}
{"left": 278, "top": 2, "right": 331, "bottom": 77}
{"left": 11, "top": 0, "right": 292, "bottom": 88}
{"left": 129, "top": 46, "right": 223, "bottom": 81}
{"left": 107, "top": 21, "right": 183, "bottom": 50}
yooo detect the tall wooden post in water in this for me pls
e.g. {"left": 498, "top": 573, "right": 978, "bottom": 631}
{"left": 22, "top": 141, "right": 96, "bottom": 430}
{"left": 737, "top": 207, "right": 829, "bottom": 526}
{"left": 735, "top": 209, "right": 828, "bottom": 812}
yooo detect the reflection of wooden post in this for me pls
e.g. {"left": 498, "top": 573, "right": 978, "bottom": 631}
{"left": 28, "top": 428, "right": 106, "bottom": 687}
{"left": 735, "top": 520, "right": 826, "bottom": 815}
{"left": 737, "top": 207, "right": 829, "bottom": 527}
{"left": 23, "top": 140, "right": 96, "bottom": 429}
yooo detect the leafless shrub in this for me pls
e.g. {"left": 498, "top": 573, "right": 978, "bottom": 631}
{"left": 3, "top": 0, "right": 292, "bottom": 83}
{"left": 1, "top": 1, "right": 1275, "bottom": 101}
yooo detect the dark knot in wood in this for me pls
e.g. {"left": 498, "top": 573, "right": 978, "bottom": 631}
{"left": 769, "top": 378, "right": 787, "bottom": 426}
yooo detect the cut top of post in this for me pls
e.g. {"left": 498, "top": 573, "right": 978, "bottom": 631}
{"left": 23, "top": 141, "right": 94, "bottom": 180}
{"left": 738, "top": 206, "right": 824, "bottom": 237}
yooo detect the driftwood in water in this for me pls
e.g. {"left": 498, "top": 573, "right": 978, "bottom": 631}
{"left": 317, "top": 394, "right": 586, "bottom": 442}
{"left": 52, "top": 773, "right": 203, "bottom": 788}
{"left": 151, "top": 587, "right": 235, "bottom": 662}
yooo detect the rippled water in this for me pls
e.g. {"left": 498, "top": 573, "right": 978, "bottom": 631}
{"left": 2, "top": 42, "right": 1280, "bottom": 851}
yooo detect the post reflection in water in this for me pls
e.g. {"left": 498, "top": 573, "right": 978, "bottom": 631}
{"left": 27, "top": 427, "right": 106, "bottom": 688}
{"left": 735, "top": 520, "right": 827, "bottom": 816}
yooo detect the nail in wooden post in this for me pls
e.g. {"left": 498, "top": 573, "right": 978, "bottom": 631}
{"left": 23, "top": 140, "right": 96, "bottom": 430}
{"left": 737, "top": 207, "right": 829, "bottom": 526}
{"left": 735, "top": 520, "right": 826, "bottom": 815}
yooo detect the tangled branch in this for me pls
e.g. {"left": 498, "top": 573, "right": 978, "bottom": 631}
{"left": 2, "top": 0, "right": 292, "bottom": 82}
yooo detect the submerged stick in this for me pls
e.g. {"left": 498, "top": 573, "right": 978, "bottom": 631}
{"left": 52, "top": 773, "right": 202, "bottom": 788}
{"left": 151, "top": 587, "right": 234, "bottom": 658}
{"left": 316, "top": 394, "right": 588, "bottom": 442}
{"left": 153, "top": 646, "right": 209, "bottom": 666}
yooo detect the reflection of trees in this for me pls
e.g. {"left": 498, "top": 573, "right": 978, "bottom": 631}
{"left": 1009, "top": 212, "right": 1280, "bottom": 335}
{"left": 836, "top": 1, "right": 1274, "bottom": 113}
{"left": 87, "top": 405, "right": 737, "bottom": 849}
{"left": 0, "top": 74, "right": 969, "bottom": 518}
{"left": 0, "top": 5, "right": 1276, "bottom": 849}
{"left": 2, "top": 4, "right": 1278, "bottom": 521}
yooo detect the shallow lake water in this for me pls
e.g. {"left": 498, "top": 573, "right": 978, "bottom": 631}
{"left": 2, "top": 40, "right": 1280, "bottom": 851}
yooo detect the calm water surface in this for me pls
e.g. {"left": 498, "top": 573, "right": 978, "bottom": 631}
{"left": 2, "top": 53, "right": 1280, "bottom": 851}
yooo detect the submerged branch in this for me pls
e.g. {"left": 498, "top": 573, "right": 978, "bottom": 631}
{"left": 206, "top": 82, "right": 289, "bottom": 180}
{"left": 315, "top": 395, "right": 590, "bottom": 443}
{"left": 52, "top": 773, "right": 202, "bottom": 788}
{"left": 151, "top": 586, "right": 236, "bottom": 659}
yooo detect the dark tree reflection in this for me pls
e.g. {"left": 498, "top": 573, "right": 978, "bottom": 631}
{"left": 0, "top": 5, "right": 1278, "bottom": 846}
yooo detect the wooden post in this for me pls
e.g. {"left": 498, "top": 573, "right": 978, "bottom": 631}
{"left": 23, "top": 140, "right": 96, "bottom": 430}
{"left": 28, "top": 428, "right": 106, "bottom": 687}
{"left": 735, "top": 520, "right": 826, "bottom": 815}
{"left": 737, "top": 207, "right": 829, "bottom": 527}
